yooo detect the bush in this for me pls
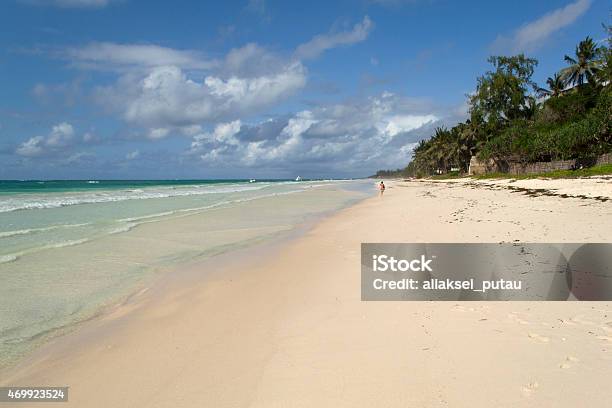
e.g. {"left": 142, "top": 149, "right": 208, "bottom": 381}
{"left": 539, "top": 86, "right": 599, "bottom": 125}
{"left": 479, "top": 86, "right": 611, "bottom": 162}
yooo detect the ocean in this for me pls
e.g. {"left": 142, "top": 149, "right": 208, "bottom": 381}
{"left": 0, "top": 179, "right": 371, "bottom": 367}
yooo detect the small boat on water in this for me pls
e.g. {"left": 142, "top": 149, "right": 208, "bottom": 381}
{"left": 249, "top": 179, "right": 256, "bottom": 183}
{"left": 295, "top": 176, "right": 302, "bottom": 181}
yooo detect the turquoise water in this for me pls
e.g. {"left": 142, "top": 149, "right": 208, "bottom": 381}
{"left": 0, "top": 179, "right": 371, "bottom": 367}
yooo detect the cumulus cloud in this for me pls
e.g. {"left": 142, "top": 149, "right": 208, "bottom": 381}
{"left": 95, "top": 63, "right": 306, "bottom": 134}
{"left": 16, "top": 122, "right": 79, "bottom": 157}
{"left": 190, "top": 120, "right": 242, "bottom": 156}
{"left": 16, "top": 137, "right": 46, "bottom": 157}
{"left": 61, "top": 16, "right": 373, "bottom": 140}
{"left": 492, "top": 0, "right": 591, "bottom": 53}
{"left": 71, "top": 43, "right": 308, "bottom": 137}
{"left": 185, "top": 92, "right": 454, "bottom": 176}
{"left": 294, "top": 16, "right": 374, "bottom": 60}
{"left": 21, "top": 0, "right": 118, "bottom": 8}
{"left": 46, "top": 122, "right": 75, "bottom": 146}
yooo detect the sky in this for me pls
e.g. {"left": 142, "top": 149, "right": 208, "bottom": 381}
{"left": 0, "top": 0, "right": 609, "bottom": 179}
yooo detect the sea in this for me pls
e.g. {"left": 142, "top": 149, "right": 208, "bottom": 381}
{"left": 0, "top": 179, "right": 372, "bottom": 367}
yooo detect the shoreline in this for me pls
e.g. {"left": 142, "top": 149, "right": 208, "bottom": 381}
{"left": 2, "top": 179, "right": 612, "bottom": 407}
{"left": 0, "top": 181, "right": 371, "bottom": 372}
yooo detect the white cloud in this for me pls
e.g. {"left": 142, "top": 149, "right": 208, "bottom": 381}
{"left": 126, "top": 150, "right": 139, "bottom": 160}
{"left": 65, "top": 151, "right": 94, "bottom": 164}
{"left": 21, "top": 0, "right": 117, "bottom": 8}
{"left": 380, "top": 114, "right": 437, "bottom": 138}
{"left": 222, "top": 43, "right": 287, "bottom": 76}
{"left": 211, "top": 120, "right": 242, "bottom": 144}
{"left": 185, "top": 92, "right": 456, "bottom": 176}
{"left": 295, "top": 16, "right": 374, "bottom": 60}
{"left": 492, "top": 0, "right": 591, "bottom": 53}
{"left": 16, "top": 136, "right": 45, "bottom": 157}
{"left": 16, "top": 122, "right": 78, "bottom": 157}
{"left": 46, "top": 122, "right": 75, "bottom": 146}
{"left": 179, "top": 125, "right": 203, "bottom": 136}
{"left": 66, "top": 42, "right": 212, "bottom": 72}
{"left": 65, "top": 17, "right": 373, "bottom": 139}
{"left": 205, "top": 62, "right": 306, "bottom": 108}
{"left": 147, "top": 128, "right": 171, "bottom": 140}
{"left": 190, "top": 120, "right": 242, "bottom": 153}
{"left": 96, "top": 63, "right": 306, "bottom": 131}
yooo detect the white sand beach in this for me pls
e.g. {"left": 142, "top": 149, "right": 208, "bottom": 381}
{"left": 2, "top": 178, "right": 612, "bottom": 407}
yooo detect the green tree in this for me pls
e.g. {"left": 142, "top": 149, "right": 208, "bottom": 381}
{"left": 396, "top": 21, "right": 612, "bottom": 179}
{"left": 537, "top": 73, "right": 565, "bottom": 98}
{"left": 596, "top": 22, "right": 611, "bottom": 84}
{"left": 560, "top": 36, "right": 602, "bottom": 87}
{"left": 469, "top": 54, "right": 539, "bottom": 128}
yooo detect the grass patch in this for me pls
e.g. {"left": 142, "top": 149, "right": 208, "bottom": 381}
{"left": 473, "top": 163, "right": 612, "bottom": 179}
{"left": 429, "top": 171, "right": 464, "bottom": 180}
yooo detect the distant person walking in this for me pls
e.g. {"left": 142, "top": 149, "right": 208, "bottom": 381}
{"left": 378, "top": 181, "right": 386, "bottom": 197}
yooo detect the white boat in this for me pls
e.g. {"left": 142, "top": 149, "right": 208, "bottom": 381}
{"left": 249, "top": 179, "right": 256, "bottom": 183}
{"left": 295, "top": 176, "right": 302, "bottom": 181}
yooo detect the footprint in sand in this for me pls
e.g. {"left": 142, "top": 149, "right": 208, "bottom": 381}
{"left": 559, "top": 356, "right": 579, "bottom": 369}
{"left": 570, "top": 316, "right": 597, "bottom": 326}
{"left": 517, "top": 319, "right": 530, "bottom": 325}
{"left": 528, "top": 333, "right": 550, "bottom": 343}
{"left": 508, "top": 313, "right": 530, "bottom": 325}
{"left": 522, "top": 381, "right": 539, "bottom": 397}
{"left": 597, "top": 336, "right": 612, "bottom": 342}
{"left": 452, "top": 305, "right": 477, "bottom": 313}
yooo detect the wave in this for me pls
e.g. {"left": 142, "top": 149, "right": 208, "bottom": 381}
{"left": 0, "top": 238, "right": 90, "bottom": 265}
{"left": 118, "top": 211, "right": 177, "bottom": 223}
{"left": 0, "top": 184, "right": 332, "bottom": 265}
{"left": 0, "top": 223, "right": 91, "bottom": 239}
{"left": 0, "top": 183, "right": 272, "bottom": 214}
{"left": 0, "top": 254, "right": 18, "bottom": 264}
{"left": 50, "top": 238, "right": 89, "bottom": 248}
{"left": 107, "top": 223, "right": 137, "bottom": 235}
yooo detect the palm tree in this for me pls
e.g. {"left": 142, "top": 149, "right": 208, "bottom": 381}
{"left": 560, "top": 36, "right": 602, "bottom": 87}
{"left": 536, "top": 73, "right": 565, "bottom": 97}
{"left": 596, "top": 22, "right": 612, "bottom": 84}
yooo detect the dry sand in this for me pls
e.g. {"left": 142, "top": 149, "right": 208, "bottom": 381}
{"left": 2, "top": 178, "right": 612, "bottom": 407}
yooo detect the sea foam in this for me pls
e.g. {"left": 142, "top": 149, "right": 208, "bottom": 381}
{"left": 0, "top": 183, "right": 270, "bottom": 213}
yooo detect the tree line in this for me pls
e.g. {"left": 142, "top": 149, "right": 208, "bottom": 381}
{"left": 377, "top": 21, "right": 611, "bottom": 179}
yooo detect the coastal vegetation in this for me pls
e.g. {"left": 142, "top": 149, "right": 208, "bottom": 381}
{"left": 376, "top": 22, "right": 611, "bottom": 179}
{"left": 473, "top": 163, "right": 612, "bottom": 180}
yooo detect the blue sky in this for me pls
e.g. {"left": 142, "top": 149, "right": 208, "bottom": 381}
{"left": 0, "top": 0, "right": 608, "bottom": 179}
